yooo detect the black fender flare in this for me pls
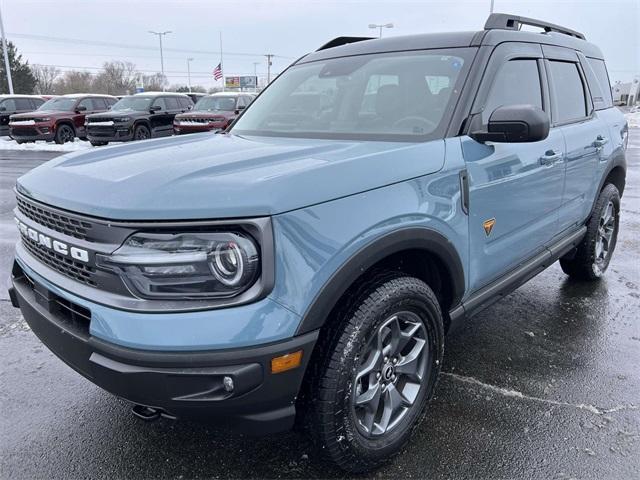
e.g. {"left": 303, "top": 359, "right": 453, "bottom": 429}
{"left": 133, "top": 119, "right": 151, "bottom": 133}
{"left": 294, "top": 227, "right": 465, "bottom": 335}
{"left": 590, "top": 149, "right": 626, "bottom": 217}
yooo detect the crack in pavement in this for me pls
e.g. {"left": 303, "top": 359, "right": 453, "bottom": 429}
{"left": 442, "top": 372, "right": 638, "bottom": 416}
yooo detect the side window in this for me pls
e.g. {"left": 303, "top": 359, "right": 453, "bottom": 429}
{"left": 179, "top": 97, "right": 192, "bottom": 109}
{"left": 32, "top": 99, "right": 45, "bottom": 109}
{"left": 236, "top": 97, "right": 246, "bottom": 109}
{"left": 92, "top": 98, "right": 107, "bottom": 110}
{"left": 165, "top": 97, "right": 180, "bottom": 110}
{"left": 15, "top": 98, "right": 32, "bottom": 110}
{"left": 77, "top": 98, "right": 93, "bottom": 111}
{"left": 2, "top": 99, "right": 16, "bottom": 111}
{"left": 483, "top": 59, "right": 543, "bottom": 124}
{"left": 587, "top": 58, "right": 613, "bottom": 109}
{"left": 152, "top": 98, "right": 167, "bottom": 111}
{"left": 548, "top": 61, "right": 588, "bottom": 123}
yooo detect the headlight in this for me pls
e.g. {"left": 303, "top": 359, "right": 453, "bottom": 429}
{"left": 114, "top": 117, "right": 130, "bottom": 122}
{"left": 34, "top": 117, "right": 50, "bottom": 122}
{"left": 96, "top": 231, "right": 260, "bottom": 299}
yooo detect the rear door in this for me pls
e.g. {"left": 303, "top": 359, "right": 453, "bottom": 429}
{"left": 462, "top": 42, "right": 566, "bottom": 292}
{"left": 543, "top": 47, "right": 610, "bottom": 231}
{"left": 149, "top": 97, "right": 168, "bottom": 135}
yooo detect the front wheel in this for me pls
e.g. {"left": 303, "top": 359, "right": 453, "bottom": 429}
{"left": 308, "top": 274, "right": 444, "bottom": 472}
{"left": 54, "top": 124, "right": 75, "bottom": 144}
{"left": 133, "top": 124, "right": 151, "bottom": 141}
{"left": 560, "top": 183, "right": 620, "bottom": 280}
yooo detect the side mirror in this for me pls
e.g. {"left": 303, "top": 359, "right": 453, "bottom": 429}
{"left": 150, "top": 105, "right": 161, "bottom": 113}
{"left": 471, "top": 104, "right": 549, "bottom": 143}
{"left": 76, "top": 105, "right": 87, "bottom": 112}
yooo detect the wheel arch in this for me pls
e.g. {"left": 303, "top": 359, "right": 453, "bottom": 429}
{"left": 295, "top": 227, "right": 465, "bottom": 336}
{"left": 55, "top": 120, "right": 76, "bottom": 135}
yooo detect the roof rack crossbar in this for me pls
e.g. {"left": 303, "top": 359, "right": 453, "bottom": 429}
{"left": 316, "top": 36, "right": 375, "bottom": 51}
{"left": 484, "top": 13, "right": 585, "bottom": 40}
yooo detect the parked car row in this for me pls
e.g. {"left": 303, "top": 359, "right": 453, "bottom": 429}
{"left": 0, "top": 91, "right": 255, "bottom": 146}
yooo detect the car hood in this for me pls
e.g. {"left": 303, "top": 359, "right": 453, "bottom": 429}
{"left": 17, "top": 133, "right": 445, "bottom": 220}
{"left": 11, "top": 110, "right": 68, "bottom": 119}
{"left": 87, "top": 111, "right": 140, "bottom": 120}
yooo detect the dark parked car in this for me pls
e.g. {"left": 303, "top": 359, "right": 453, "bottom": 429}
{"left": 9, "top": 94, "right": 118, "bottom": 144}
{"left": 0, "top": 95, "right": 46, "bottom": 136}
{"left": 185, "top": 92, "right": 207, "bottom": 104}
{"left": 85, "top": 92, "right": 193, "bottom": 146}
{"left": 173, "top": 92, "right": 254, "bottom": 134}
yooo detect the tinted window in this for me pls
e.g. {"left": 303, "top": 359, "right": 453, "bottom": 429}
{"left": 548, "top": 61, "right": 588, "bottom": 123}
{"left": 587, "top": 58, "right": 613, "bottom": 109}
{"left": 32, "top": 98, "right": 45, "bottom": 109}
{"left": 15, "top": 98, "right": 32, "bottom": 110}
{"left": 77, "top": 98, "right": 93, "bottom": 111}
{"left": 179, "top": 97, "right": 192, "bottom": 109}
{"left": 165, "top": 97, "right": 180, "bottom": 110}
{"left": 38, "top": 97, "right": 76, "bottom": 111}
{"left": 0, "top": 99, "right": 16, "bottom": 111}
{"left": 92, "top": 98, "right": 107, "bottom": 110}
{"left": 483, "top": 60, "right": 542, "bottom": 123}
{"left": 152, "top": 98, "right": 167, "bottom": 110}
{"left": 107, "top": 98, "right": 118, "bottom": 106}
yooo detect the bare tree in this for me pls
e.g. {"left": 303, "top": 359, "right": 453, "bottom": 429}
{"left": 53, "top": 71, "right": 94, "bottom": 94}
{"left": 31, "top": 65, "right": 60, "bottom": 94}
{"left": 93, "top": 61, "right": 137, "bottom": 95}
{"left": 141, "top": 73, "right": 167, "bottom": 92}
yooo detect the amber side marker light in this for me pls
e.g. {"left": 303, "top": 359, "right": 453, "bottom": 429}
{"left": 271, "top": 350, "right": 303, "bottom": 374}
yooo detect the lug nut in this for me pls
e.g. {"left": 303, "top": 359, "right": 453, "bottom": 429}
{"left": 384, "top": 356, "right": 389, "bottom": 362}
{"left": 392, "top": 358, "right": 398, "bottom": 364}
{"left": 376, "top": 372, "right": 381, "bottom": 379}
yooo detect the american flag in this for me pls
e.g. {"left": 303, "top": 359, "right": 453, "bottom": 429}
{"left": 213, "top": 63, "right": 223, "bottom": 80}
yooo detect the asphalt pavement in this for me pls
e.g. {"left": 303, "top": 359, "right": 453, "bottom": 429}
{"left": 1, "top": 133, "right": 638, "bottom": 479}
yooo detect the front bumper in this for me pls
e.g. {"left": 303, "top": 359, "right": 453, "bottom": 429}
{"left": 173, "top": 123, "right": 222, "bottom": 135}
{"left": 9, "top": 260, "right": 318, "bottom": 434}
{"left": 9, "top": 124, "right": 55, "bottom": 142}
{"left": 86, "top": 124, "right": 134, "bottom": 142}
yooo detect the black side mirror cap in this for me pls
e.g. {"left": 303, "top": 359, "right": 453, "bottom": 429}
{"left": 150, "top": 105, "right": 161, "bottom": 113}
{"left": 471, "top": 104, "right": 549, "bottom": 143}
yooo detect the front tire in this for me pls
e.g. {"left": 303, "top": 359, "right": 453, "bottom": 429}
{"left": 133, "top": 124, "right": 151, "bottom": 141}
{"left": 54, "top": 124, "right": 75, "bottom": 144}
{"left": 560, "top": 183, "right": 620, "bottom": 280}
{"left": 308, "top": 274, "right": 444, "bottom": 472}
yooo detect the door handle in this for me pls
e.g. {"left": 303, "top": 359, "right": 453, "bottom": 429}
{"left": 539, "top": 150, "right": 562, "bottom": 166}
{"left": 593, "top": 135, "right": 608, "bottom": 148}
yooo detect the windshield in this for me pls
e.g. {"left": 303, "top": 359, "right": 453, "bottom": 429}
{"left": 194, "top": 96, "right": 237, "bottom": 112}
{"left": 111, "top": 96, "right": 153, "bottom": 112}
{"left": 38, "top": 97, "right": 76, "bottom": 111}
{"left": 231, "top": 49, "right": 473, "bottom": 141}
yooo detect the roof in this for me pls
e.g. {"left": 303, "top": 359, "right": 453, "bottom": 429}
{"left": 209, "top": 92, "right": 254, "bottom": 97}
{"left": 60, "top": 93, "right": 117, "bottom": 98}
{"left": 134, "top": 91, "right": 190, "bottom": 97}
{"left": 301, "top": 13, "right": 603, "bottom": 64}
{"left": 0, "top": 94, "right": 45, "bottom": 98}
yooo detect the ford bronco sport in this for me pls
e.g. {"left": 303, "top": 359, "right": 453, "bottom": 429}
{"left": 8, "top": 14, "right": 627, "bottom": 472}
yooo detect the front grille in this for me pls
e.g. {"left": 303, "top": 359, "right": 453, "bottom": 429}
{"left": 11, "top": 126, "right": 38, "bottom": 136}
{"left": 87, "top": 126, "right": 116, "bottom": 137}
{"left": 20, "top": 231, "right": 97, "bottom": 287}
{"left": 17, "top": 195, "right": 93, "bottom": 241}
{"left": 22, "top": 271, "right": 91, "bottom": 336}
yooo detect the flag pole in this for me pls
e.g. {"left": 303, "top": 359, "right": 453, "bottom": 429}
{"left": 220, "top": 31, "right": 224, "bottom": 92}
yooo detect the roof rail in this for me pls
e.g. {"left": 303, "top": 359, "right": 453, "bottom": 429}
{"left": 316, "top": 36, "right": 375, "bottom": 51}
{"left": 484, "top": 13, "right": 585, "bottom": 40}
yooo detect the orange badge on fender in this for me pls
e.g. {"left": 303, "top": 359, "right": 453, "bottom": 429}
{"left": 483, "top": 218, "right": 496, "bottom": 236}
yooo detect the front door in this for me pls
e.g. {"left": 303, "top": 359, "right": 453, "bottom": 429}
{"left": 462, "top": 43, "right": 565, "bottom": 292}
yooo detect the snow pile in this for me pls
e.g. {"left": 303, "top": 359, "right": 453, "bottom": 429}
{"left": 625, "top": 111, "right": 640, "bottom": 129}
{"left": 0, "top": 137, "right": 91, "bottom": 152}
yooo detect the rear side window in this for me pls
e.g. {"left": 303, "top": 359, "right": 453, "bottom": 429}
{"left": 15, "top": 98, "right": 32, "bottom": 110}
{"left": 483, "top": 59, "right": 543, "bottom": 124}
{"left": 165, "top": 97, "right": 180, "bottom": 110}
{"left": 178, "top": 97, "right": 192, "bottom": 109}
{"left": 91, "top": 98, "right": 107, "bottom": 110}
{"left": 548, "top": 61, "right": 588, "bottom": 123}
{"left": 586, "top": 58, "right": 613, "bottom": 109}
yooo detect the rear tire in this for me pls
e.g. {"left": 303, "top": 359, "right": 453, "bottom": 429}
{"left": 54, "top": 124, "right": 75, "bottom": 144}
{"left": 560, "top": 183, "right": 620, "bottom": 280}
{"left": 307, "top": 273, "right": 444, "bottom": 472}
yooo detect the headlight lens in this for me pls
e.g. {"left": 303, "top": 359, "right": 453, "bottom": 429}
{"left": 114, "top": 117, "right": 130, "bottom": 122}
{"left": 34, "top": 117, "right": 50, "bottom": 122}
{"left": 97, "top": 231, "right": 260, "bottom": 299}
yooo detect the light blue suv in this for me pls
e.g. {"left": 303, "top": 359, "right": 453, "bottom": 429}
{"left": 9, "top": 14, "right": 628, "bottom": 472}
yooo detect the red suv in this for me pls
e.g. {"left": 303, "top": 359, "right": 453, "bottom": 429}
{"left": 9, "top": 94, "right": 118, "bottom": 144}
{"left": 173, "top": 93, "right": 254, "bottom": 134}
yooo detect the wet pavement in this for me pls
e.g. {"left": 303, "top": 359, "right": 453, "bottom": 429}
{"left": 1, "top": 131, "right": 638, "bottom": 479}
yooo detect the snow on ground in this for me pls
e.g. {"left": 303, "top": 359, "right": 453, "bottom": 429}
{"left": 625, "top": 111, "right": 640, "bottom": 129}
{"left": 0, "top": 137, "right": 91, "bottom": 152}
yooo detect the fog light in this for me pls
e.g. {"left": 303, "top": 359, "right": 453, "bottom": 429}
{"left": 271, "top": 350, "right": 303, "bottom": 374}
{"left": 223, "top": 376, "right": 234, "bottom": 392}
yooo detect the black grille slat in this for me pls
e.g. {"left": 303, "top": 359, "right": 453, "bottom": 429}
{"left": 20, "top": 232, "right": 97, "bottom": 287}
{"left": 17, "top": 196, "right": 93, "bottom": 241}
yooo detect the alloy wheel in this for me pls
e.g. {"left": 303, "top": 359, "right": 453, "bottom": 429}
{"left": 594, "top": 200, "right": 616, "bottom": 274}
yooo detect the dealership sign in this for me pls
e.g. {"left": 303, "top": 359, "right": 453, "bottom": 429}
{"left": 225, "top": 76, "right": 258, "bottom": 89}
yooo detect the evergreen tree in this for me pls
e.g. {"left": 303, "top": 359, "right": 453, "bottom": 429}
{"left": 0, "top": 41, "right": 36, "bottom": 94}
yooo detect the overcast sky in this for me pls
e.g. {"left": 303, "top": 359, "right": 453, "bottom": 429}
{"left": 2, "top": 0, "right": 638, "bottom": 89}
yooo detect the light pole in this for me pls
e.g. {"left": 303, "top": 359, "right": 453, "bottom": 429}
{"left": 265, "top": 54, "right": 274, "bottom": 84}
{"left": 0, "top": 3, "right": 13, "bottom": 94}
{"left": 368, "top": 23, "right": 394, "bottom": 38}
{"left": 148, "top": 30, "right": 171, "bottom": 91}
{"left": 253, "top": 61, "right": 260, "bottom": 91}
{"left": 490, "top": 0, "right": 495, "bottom": 13}
{"left": 186, "top": 57, "right": 193, "bottom": 92}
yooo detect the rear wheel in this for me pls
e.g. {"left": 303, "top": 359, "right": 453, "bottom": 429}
{"left": 560, "top": 183, "right": 620, "bottom": 280}
{"left": 133, "top": 124, "right": 150, "bottom": 141}
{"left": 54, "top": 124, "right": 75, "bottom": 144}
{"left": 307, "top": 274, "right": 444, "bottom": 472}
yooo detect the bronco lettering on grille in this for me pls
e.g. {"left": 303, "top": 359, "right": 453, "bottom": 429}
{"left": 15, "top": 218, "right": 89, "bottom": 263}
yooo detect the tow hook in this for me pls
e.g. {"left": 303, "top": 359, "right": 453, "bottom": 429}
{"left": 131, "top": 404, "right": 176, "bottom": 421}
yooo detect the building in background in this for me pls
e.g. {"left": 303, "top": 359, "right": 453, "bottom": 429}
{"left": 612, "top": 76, "right": 640, "bottom": 106}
